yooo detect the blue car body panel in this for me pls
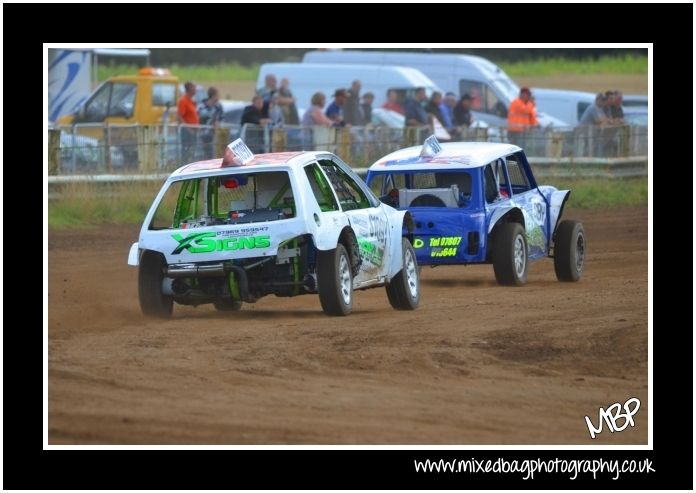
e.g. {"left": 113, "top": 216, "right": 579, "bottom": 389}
{"left": 367, "top": 146, "right": 568, "bottom": 267}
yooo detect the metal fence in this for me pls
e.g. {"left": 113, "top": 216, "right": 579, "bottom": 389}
{"left": 49, "top": 122, "right": 648, "bottom": 175}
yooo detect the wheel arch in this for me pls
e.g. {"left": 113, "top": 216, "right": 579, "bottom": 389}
{"left": 487, "top": 206, "right": 525, "bottom": 235}
{"left": 337, "top": 226, "right": 362, "bottom": 276}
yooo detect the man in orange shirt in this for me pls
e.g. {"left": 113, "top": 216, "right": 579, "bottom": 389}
{"left": 507, "top": 87, "right": 538, "bottom": 147}
{"left": 178, "top": 81, "right": 200, "bottom": 162}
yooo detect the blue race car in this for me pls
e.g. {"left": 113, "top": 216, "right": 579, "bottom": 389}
{"left": 365, "top": 136, "right": 585, "bottom": 285}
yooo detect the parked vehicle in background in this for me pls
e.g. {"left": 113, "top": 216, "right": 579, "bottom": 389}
{"left": 302, "top": 50, "right": 568, "bottom": 128}
{"left": 57, "top": 67, "right": 179, "bottom": 128}
{"left": 257, "top": 63, "right": 440, "bottom": 111}
{"left": 531, "top": 88, "right": 596, "bottom": 126}
{"left": 48, "top": 48, "right": 151, "bottom": 122}
{"left": 366, "top": 136, "right": 585, "bottom": 285}
{"left": 622, "top": 94, "right": 648, "bottom": 107}
{"left": 220, "top": 100, "right": 247, "bottom": 125}
{"left": 623, "top": 106, "right": 648, "bottom": 126}
{"left": 128, "top": 139, "right": 420, "bottom": 317}
{"left": 533, "top": 88, "right": 649, "bottom": 126}
{"left": 57, "top": 129, "right": 125, "bottom": 169}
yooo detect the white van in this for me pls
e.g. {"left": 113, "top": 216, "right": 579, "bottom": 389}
{"left": 531, "top": 88, "right": 596, "bottom": 126}
{"left": 257, "top": 62, "right": 440, "bottom": 113}
{"left": 302, "top": 50, "right": 568, "bottom": 127}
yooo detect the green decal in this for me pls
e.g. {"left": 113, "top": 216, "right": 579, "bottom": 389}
{"left": 171, "top": 232, "right": 216, "bottom": 254}
{"left": 358, "top": 238, "right": 384, "bottom": 266}
{"left": 429, "top": 236, "right": 462, "bottom": 247}
{"left": 526, "top": 226, "right": 545, "bottom": 250}
{"left": 431, "top": 247, "right": 458, "bottom": 258}
{"left": 413, "top": 238, "right": 424, "bottom": 249}
{"left": 172, "top": 233, "right": 271, "bottom": 255}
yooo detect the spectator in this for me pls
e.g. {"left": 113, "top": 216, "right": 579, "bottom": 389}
{"left": 278, "top": 78, "right": 300, "bottom": 125}
{"left": 178, "top": 81, "right": 200, "bottom": 162}
{"left": 325, "top": 89, "right": 349, "bottom": 127}
{"left": 301, "top": 92, "right": 333, "bottom": 127}
{"left": 197, "top": 86, "right": 223, "bottom": 159}
{"left": 361, "top": 92, "right": 374, "bottom": 124}
{"left": 256, "top": 74, "right": 278, "bottom": 117}
{"left": 302, "top": 92, "right": 334, "bottom": 151}
{"left": 425, "top": 91, "right": 446, "bottom": 127}
{"left": 454, "top": 94, "right": 474, "bottom": 128}
{"left": 579, "top": 93, "right": 608, "bottom": 126}
{"left": 507, "top": 87, "right": 539, "bottom": 145}
{"left": 268, "top": 93, "right": 285, "bottom": 128}
{"left": 604, "top": 90, "right": 625, "bottom": 124}
{"left": 241, "top": 95, "right": 272, "bottom": 153}
{"left": 439, "top": 92, "right": 457, "bottom": 130}
{"left": 577, "top": 93, "right": 611, "bottom": 156}
{"left": 344, "top": 80, "right": 365, "bottom": 126}
{"left": 404, "top": 87, "right": 428, "bottom": 126}
{"left": 382, "top": 89, "right": 404, "bottom": 115}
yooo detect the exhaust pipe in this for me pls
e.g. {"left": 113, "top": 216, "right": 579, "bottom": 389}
{"left": 166, "top": 263, "right": 227, "bottom": 278}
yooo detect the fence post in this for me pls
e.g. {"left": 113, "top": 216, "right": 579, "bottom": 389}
{"left": 336, "top": 127, "right": 351, "bottom": 162}
{"left": 546, "top": 129, "right": 564, "bottom": 158}
{"left": 104, "top": 123, "right": 112, "bottom": 172}
{"left": 48, "top": 128, "right": 61, "bottom": 175}
{"left": 138, "top": 124, "right": 158, "bottom": 172}
{"left": 271, "top": 128, "right": 287, "bottom": 152}
{"left": 313, "top": 126, "right": 334, "bottom": 152}
{"left": 403, "top": 126, "right": 418, "bottom": 147}
{"left": 618, "top": 125, "right": 630, "bottom": 157}
{"left": 214, "top": 127, "right": 229, "bottom": 157}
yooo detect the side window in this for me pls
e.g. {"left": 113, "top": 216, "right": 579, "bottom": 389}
{"left": 108, "top": 83, "right": 136, "bottom": 118}
{"left": 152, "top": 83, "right": 176, "bottom": 106}
{"left": 506, "top": 155, "right": 531, "bottom": 193}
{"left": 368, "top": 173, "right": 385, "bottom": 196}
{"left": 484, "top": 164, "right": 499, "bottom": 204}
{"left": 304, "top": 163, "right": 339, "bottom": 212}
{"left": 82, "top": 82, "right": 112, "bottom": 122}
{"left": 319, "top": 159, "right": 370, "bottom": 211}
{"left": 150, "top": 180, "right": 184, "bottom": 229}
{"left": 459, "top": 80, "right": 505, "bottom": 117}
{"left": 459, "top": 80, "right": 485, "bottom": 112}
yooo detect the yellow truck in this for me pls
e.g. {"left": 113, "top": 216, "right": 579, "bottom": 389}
{"left": 57, "top": 67, "right": 180, "bottom": 128}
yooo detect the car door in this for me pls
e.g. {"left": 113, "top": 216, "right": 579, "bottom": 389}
{"left": 317, "top": 157, "right": 390, "bottom": 284}
{"left": 500, "top": 153, "right": 549, "bottom": 258}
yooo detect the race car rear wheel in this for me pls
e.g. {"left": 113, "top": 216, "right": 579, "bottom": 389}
{"left": 492, "top": 223, "right": 528, "bottom": 286}
{"left": 386, "top": 238, "right": 420, "bottom": 310}
{"left": 317, "top": 243, "right": 353, "bottom": 316}
{"left": 138, "top": 250, "right": 173, "bottom": 318}
{"left": 554, "top": 220, "right": 585, "bottom": 282}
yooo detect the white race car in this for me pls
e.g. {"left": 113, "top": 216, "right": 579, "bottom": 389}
{"left": 127, "top": 139, "right": 420, "bottom": 316}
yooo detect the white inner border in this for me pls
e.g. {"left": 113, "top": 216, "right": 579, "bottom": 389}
{"left": 43, "top": 42, "right": 653, "bottom": 451}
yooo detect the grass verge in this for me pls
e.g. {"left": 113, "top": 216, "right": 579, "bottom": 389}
{"left": 98, "top": 54, "right": 647, "bottom": 84}
{"left": 499, "top": 54, "right": 648, "bottom": 77}
{"left": 48, "top": 181, "right": 163, "bottom": 229}
{"left": 48, "top": 178, "right": 647, "bottom": 229}
{"left": 553, "top": 178, "right": 647, "bottom": 208}
{"left": 98, "top": 63, "right": 260, "bottom": 83}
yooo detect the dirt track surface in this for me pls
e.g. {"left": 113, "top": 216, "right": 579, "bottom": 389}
{"left": 48, "top": 207, "right": 648, "bottom": 444}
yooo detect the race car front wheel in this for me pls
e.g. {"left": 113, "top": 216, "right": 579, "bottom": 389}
{"left": 317, "top": 243, "right": 353, "bottom": 316}
{"left": 138, "top": 250, "right": 173, "bottom": 318}
{"left": 386, "top": 238, "right": 420, "bottom": 310}
{"left": 554, "top": 220, "right": 585, "bottom": 282}
{"left": 492, "top": 223, "right": 528, "bottom": 286}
